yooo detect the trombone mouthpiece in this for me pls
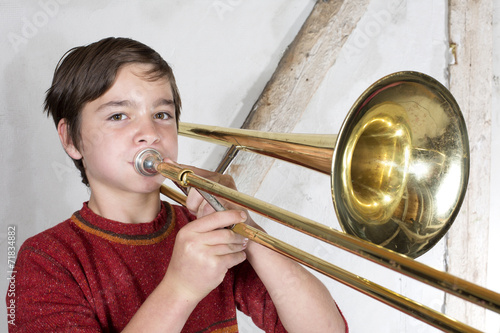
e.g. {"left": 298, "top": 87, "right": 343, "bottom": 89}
{"left": 134, "top": 148, "right": 163, "bottom": 176}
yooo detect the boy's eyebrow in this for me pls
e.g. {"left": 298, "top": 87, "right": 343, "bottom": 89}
{"left": 96, "top": 100, "right": 133, "bottom": 112}
{"left": 153, "top": 98, "right": 174, "bottom": 108}
{"left": 95, "top": 98, "right": 174, "bottom": 112}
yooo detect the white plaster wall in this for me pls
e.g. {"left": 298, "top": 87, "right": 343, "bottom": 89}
{"left": 489, "top": 1, "right": 500, "bottom": 332}
{"left": 0, "top": 1, "right": 498, "bottom": 332}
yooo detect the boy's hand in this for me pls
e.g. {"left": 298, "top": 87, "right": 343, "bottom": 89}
{"left": 162, "top": 164, "right": 250, "bottom": 303}
{"left": 163, "top": 209, "right": 248, "bottom": 303}
{"left": 179, "top": 164, "right": 259, "bottom": 229}
{"left": 181, "top": 164, "right": 237, "bottom": 218}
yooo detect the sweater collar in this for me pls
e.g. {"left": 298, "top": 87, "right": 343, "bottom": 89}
{"left": 70, "top": 201, "right": 175, "bottom": 245}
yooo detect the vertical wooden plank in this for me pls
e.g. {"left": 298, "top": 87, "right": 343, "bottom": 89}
{"left": 447, "top": 0, "right": 492, "bottom": 329}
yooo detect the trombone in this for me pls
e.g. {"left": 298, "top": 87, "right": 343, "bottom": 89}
{"left": 134, "top": 71, "right": 499, "bottom": 332}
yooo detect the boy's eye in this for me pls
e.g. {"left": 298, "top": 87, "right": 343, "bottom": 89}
{"left": 109, "top": 113, "right": 127, "bottom": 121}
{"left": 154, "top": 112, "right": 172, "bottom": 120}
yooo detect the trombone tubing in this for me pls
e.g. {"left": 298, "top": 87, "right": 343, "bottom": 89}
{"left": 157, "top": 162, "right": 500, "bottom": 316}
{"left": 160, "top": 185, "right": 477, "bottom": 332}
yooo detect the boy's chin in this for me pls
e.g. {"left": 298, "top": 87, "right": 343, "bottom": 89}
{"left": 134, "top": 178, "right": 164, "bottom": 194}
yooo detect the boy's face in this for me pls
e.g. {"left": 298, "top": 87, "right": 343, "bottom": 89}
{"left": 65, "top": 63, "right": 178, "bottom": 195}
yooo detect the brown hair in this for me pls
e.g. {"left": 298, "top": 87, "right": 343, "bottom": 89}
{"left": 44, "top": 37, "right": 182, "bottom": 186}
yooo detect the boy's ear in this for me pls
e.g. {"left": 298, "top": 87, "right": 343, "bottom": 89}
{"left": 57, "top": 119, "right": 83, "bottom": 160}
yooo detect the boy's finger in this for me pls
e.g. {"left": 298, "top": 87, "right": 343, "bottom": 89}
{"left": 188, "top": 210, "right": 247, "bottom": 232}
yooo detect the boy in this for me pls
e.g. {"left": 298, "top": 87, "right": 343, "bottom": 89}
{"left": 7, "top": 37, "right": 347, "bottom": 332}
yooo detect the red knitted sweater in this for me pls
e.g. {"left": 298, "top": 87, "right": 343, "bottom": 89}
{"left": 7, "top": 202, "right": 286, "bottom": 332}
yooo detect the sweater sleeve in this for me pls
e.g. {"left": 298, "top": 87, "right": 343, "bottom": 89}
{"left": 232, "top": 261, "right": 287, "bottom": 333}
{"left": 7, "top": 243, "right": 101, "bottom": 332}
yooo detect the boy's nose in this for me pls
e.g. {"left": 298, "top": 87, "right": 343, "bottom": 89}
{"left": 135, "top": 119, "right": 160, "bottom": 145}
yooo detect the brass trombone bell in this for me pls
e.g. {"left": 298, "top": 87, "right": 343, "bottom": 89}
{"left": 178, "top": 71, "right": 469, "bottom": 258}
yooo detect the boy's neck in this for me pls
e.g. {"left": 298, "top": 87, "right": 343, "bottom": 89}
{"left": 87, "top": 190, "right": 162, "bottom": 224}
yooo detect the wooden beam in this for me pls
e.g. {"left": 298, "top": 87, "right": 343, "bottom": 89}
{"left": 217, "top": 0, "right": 369, "bottom": 196}
{"left": 447, "top": 0, "right": 492, "bottom": 329}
